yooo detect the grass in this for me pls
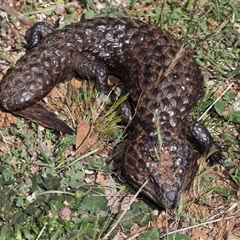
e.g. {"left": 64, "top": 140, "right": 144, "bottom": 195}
{"left": 0, "top": 0, "right": 239, "bottom": 239}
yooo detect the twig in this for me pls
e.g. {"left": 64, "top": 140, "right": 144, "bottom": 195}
{"left": 160, "top": 214, "right": 240, "bottom": 238}
{"left": 36, "top": 223, "right": 47, "bottom": 240}
{"left": 0, "top": 3, "right": 34, "bottom": 26}
{"left": 198, "top": 82, "right": 234, "bottom": 121}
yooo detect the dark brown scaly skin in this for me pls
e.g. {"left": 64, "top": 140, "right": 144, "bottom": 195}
{"left": 0, "top": 18, "right": 223, "bottom": 209}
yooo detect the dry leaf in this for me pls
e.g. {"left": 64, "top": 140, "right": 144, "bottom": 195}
{"left": 96, "top": 172, "right": 121, "bottom": 214}
{"left": 96, "top": 172, "right": 135, "bottom": 214}
{"left": 71, "top": 78, "right": 83, "bottom": 89}
{"left": 75, "top": 117, "right": 98, "bottom": 155}
{"left": 112, "top": 229, "right": 127, "bottom": 240}
{"left": 0, "top": 112, "right": 18, "bottom": 129}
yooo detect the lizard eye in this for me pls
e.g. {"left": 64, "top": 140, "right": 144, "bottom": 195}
{"left": 149, "top": 177, "right": 154, "bottom": 184}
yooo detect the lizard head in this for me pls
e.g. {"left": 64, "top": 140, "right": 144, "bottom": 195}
{"left": 122, "top": 134, "right": 200, "bottom": 209}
